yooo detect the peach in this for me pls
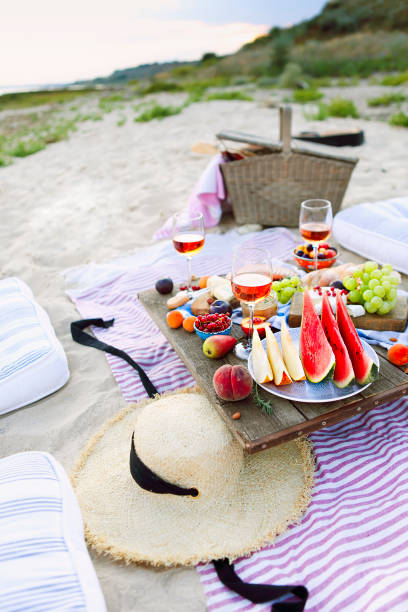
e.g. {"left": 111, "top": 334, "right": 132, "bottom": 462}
{"left": 213, "top": 364, "right": 253, "bottom": 401}
{"left": 388, "top": 343, "right": 408, "bottom": 366}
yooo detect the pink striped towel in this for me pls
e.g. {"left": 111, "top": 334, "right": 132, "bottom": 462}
{"left": 67, "top": 228, "right": 408, "bottom": 612}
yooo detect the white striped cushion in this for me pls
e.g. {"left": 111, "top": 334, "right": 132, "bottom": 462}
{"left": 0, "top": 278, "right": 69, "bottom": 415}
{"left": 333, "top": 198, "right": 408, "bottom": 274}
{"left": 0, "top": 452, "right": 106, "bottom": 612}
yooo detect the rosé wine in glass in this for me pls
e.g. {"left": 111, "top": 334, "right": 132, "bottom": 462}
{"left": 172, "top": 213, "right": 205, "bottom": 296}
{"left": 231, "top": 247, "right": 272, "bottom": 360}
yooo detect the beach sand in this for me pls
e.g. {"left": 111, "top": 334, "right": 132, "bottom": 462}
{"left": 1, "top": 90, "right": 408, "bottom": 611}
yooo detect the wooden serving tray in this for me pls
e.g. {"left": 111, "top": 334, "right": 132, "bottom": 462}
{"left": 288, "top": 292, "right": 408, "bottom": 332}
{"left": 138, "top": 289, "right": 408, "bottom": 455}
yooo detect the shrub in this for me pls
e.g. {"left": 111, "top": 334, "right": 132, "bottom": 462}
{"left": 303, "top": 102, "right": 329, "bottom": 121}
{"left": 170, "top": 65, "right": 196, "bottom": 78}
{"left": 140, "top": 81, "right": 183, "bottom": 95}
{"left": 205, "top": 91, "right": 253, "bottom": 102}
{"left": 76, "top": 112, "right": 103, "bottom": 121}
{"left": 231, "top": 75, "right": 251, "bottom": 86}
{"left": 201, "top": 52, "right": 219, "bottom": 65}
{"left": 9, "top": 138, "right": 46, "bottom": 157}
{"left": 389, "top": 112, "right": 408, "bottom": 127}
{"left": 249, "top": 62, "right": 269, "bottom": 79}
{"left": 270, "top": 35, "right": 292, "bottom": 73}
{"left": 278, "top": 63, "right": 303, "bottom": 88}
{"left": 183, "top": 83, "right": 207, "bottom": 103}
{"left": 293, "top": 89, "right": 324, "bottom": 103}
{"left": 99, "top": 94, "right": 123, "bottom": 112}
{"left": 116, "top": 115, "right": 127, "bottom": 127}
{"left": 308, "top": 77, "right": 333, "bottom": 88}
{"left": 327, "top": 98, "right": 359, "bottom": 118}
{"left": 381, "top": 72, "right": 408, "bottom": 86}
{"left": 336, "top": 76, "right": 360, "bottom": 87}
{"left": 134, "top": 103, "right": 182, "bottom": 122}
{"left": 257, "top": 76, "right": 278, "bottom": 88}
{"left": 0, "top": 154, "right": 11, "bottom": 167}
{"left": 41, "top": 119, "right": 78, "bottom": 143}
{"left": 367, "top": 93, "right": 406, "bottom": 106}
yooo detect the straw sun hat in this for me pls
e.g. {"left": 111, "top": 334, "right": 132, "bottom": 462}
{"left": 72, "top": 388, "right": 314, "bottom": 567}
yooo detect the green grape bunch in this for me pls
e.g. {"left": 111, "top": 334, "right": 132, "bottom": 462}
{"left": 343, "top": 262, "right": 401, "bottom": 315}
{"left": 272, "top": 276, "right": 304, "bottom": 304}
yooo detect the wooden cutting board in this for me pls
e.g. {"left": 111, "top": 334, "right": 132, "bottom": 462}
{"left": 139, "top": 287, "right": 408, "bottom": 454}
{"left": 288, "top": 292, "right": 408, "bottom": 332}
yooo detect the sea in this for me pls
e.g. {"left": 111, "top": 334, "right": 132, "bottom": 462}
{"left": 0, "top": 84, "right": 67, "bottom": 96}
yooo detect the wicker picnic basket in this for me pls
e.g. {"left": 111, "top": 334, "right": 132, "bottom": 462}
{"left": 217, "top": 106, "right": 358, "bottom": 227}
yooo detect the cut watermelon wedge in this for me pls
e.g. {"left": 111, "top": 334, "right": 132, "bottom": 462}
{"left": 300, "top": 290, "right": 335, "bottom": 383}
{"left": 321, "top": 293, "right": 355, "bottom": 388}
{"left": 336, "top": 293, "right": 378, "bottom": 385}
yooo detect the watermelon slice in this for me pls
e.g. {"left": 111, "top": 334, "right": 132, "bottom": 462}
{"left": 336, "top": 293, "right": 378, "bottom": 385}
{"left": 321, "top": 293, "right": 355, "bottom": 388}
{"left": 300, "top": 290, "right": 335, "bottom": 383}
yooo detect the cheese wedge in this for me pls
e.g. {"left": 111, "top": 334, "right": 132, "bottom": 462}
{"left": 280, "top": 319, "right": 306, "bottom": 381}
{"left": 207, "top": 275, "right": 234, "bottom": 302}
{"left": 251, "top": 328, "right": 273, "bottom": 384}
{"left": 265, "top": 326, "right": 292, "bottom": 386}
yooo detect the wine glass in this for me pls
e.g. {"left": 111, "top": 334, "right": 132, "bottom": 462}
{"left": 172, "top": 212, "right": 205, "bottom": 296}
{"left": 299, "top": 199, "right": 333, "bottom": 271}
{"left": 231, "top": 247, "right": 272, "bottom": 360}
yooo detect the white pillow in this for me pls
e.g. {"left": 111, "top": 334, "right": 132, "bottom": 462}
{"left": 0, "top": 451, "right": 106, "bottom": 611}
{"left": 0, "top": 277, "right": 69, "bottom": 415}
{"left": 333, "top": 198, "right": 408, "bottom": 274}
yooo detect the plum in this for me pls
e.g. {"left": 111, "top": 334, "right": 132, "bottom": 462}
{"left": 155, "top": 278, "right": 173, "bottom": 294}
{"left": 209, "top": 300, "right": 232, "bottom": 315}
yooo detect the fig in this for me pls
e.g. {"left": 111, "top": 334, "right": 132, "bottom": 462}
{"left": 155, "top": 278, "right": 173, "bottom": 294}
{"left": 330, "top": 280, "right": 345, "bottom": 290}
{"left": 209, "top": 300, "right": 232, "bottom": 315}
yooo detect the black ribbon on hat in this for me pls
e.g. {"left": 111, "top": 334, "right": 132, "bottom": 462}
{"left": 130, "top": 432, "right": 199, "bottom": 497}
{"left": 71, "top": 317, "right": 308, "bottom": 612}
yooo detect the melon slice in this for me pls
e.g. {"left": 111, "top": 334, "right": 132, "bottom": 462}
{"left": 251, "top": 328, "right": 273, "bottom": 384}
{"left": 280, "top": 319, "right": 305, "bottom": 381}
{"left": 300, "top": 290, "right": 335, "bottom": 383}
{"left": 265, "top": 326, "right": 292, "bottom": 386}
{"left": 321, "top": 293, "right": 355, "bottom": 388}
{"left": 336, "top": 293, "right": 378, "bottom": 385}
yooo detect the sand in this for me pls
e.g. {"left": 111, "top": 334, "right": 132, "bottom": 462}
{"left": 1, "top": 87, "right": 408, "bottom": 611}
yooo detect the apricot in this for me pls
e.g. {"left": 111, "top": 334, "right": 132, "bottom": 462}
{"left": 199, "top": 276, "right": 210, "bottom": 289}
{"left": 166, "top": 310, "right": 184, "bottom": 329}
{"left": 388, "top": 343, "right": 408, "bottom": 366}
{"left": 182, "top": 316, "right": 197, "bottom": 332}
{"left": 213, "top": 364, "right": 253, "bottom": 401}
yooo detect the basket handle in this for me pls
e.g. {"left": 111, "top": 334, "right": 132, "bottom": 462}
{"left": 279, "top": 106, "right": 292, "bottom": 154}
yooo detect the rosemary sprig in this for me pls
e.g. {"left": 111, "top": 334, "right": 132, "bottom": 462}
{"left": 254, "top": 383, "right": 274, "bottom": 416}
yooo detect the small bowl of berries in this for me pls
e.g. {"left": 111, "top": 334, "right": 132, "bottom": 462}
{"left": 294, "top": 243, "right": 338, "bottom": 271}
{"left": 194, "top": 313, "right": 232, "bottom": 340}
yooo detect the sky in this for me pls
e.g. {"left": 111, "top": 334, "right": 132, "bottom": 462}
{"left": 1, "top": 0, "right": 326, "bottom": 87}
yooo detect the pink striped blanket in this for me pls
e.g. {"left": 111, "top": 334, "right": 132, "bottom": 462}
{"left": 68, "top": 228, "right": 408, "bottom": 612}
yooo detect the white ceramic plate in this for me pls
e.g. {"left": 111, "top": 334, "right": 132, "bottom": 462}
{"left": 248, "top": 327, "right": 379, "bottom": 403}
